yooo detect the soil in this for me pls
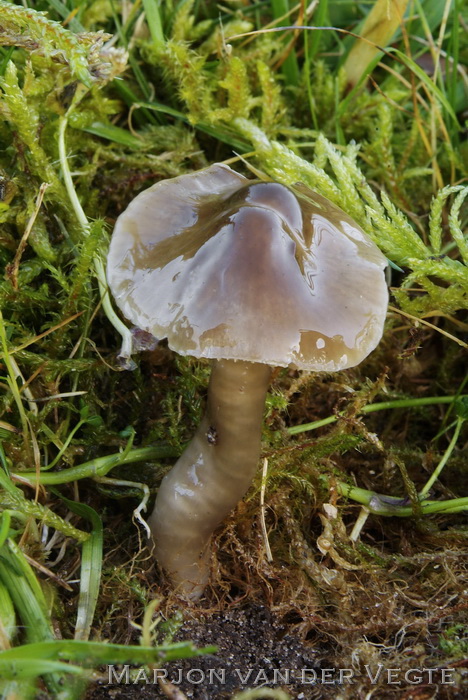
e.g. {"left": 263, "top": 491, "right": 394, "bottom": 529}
{"left": 86, "top": 605, "right": 321, "bottom": 699}
{"left": 85, "top": 604, "right": 467, "bottom": 700}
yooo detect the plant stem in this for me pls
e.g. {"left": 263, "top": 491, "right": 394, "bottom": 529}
{"left": 419, "top": 416, "right": 464, "bottom": 499}
{"left": 0, "top": 311, "right": 29, "bottom": 440}
{"left": 334, "top": 480, "right": 468, "bottom": 516}
{"left": 287, "top": 395, "right": 463, "bottom": 435}
{"left": 12, "top": 445, "right": 177, "bottom": 486}
{"left": 57, "top": 116, "right": 134, "bottom": 363}
{"left": 271, "top": 0, "right": 300, "bottom": 86}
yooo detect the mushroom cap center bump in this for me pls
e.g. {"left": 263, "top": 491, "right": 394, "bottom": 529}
{"left": 107, "top": 164, "right": 388, "bottom": 371}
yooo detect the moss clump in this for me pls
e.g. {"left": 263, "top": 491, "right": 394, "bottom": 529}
{"left": 0, "top": 1, "right": 466, "bottom": 698}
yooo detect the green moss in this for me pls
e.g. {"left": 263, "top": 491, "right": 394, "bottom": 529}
{"left": 0, "top": 1, "right": 466, "bottom": 695}
{"left": 439, "top": 624, "right": 468, "bottom": 656}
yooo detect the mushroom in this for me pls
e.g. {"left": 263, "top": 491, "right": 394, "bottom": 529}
{"left": 107, "top": 164, "right": 388, "bottom": 599}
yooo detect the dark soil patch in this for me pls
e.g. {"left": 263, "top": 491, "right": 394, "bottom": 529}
{"left": 86, "top": 603, "right": 467, "bottom": 700}
{"left": 86, "top": 604, "right": 327, "bottom": 699}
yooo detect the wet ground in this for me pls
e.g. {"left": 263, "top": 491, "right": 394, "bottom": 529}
{"left": 85, "top": 604, "right": 466, "bottom": 700}
{"left": 86, "top": 604, "right": 332, "bottom": 699}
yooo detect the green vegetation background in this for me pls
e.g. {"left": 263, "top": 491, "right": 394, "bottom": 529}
{"left": 0, "top": 1, "right": 466, "bottom": 698}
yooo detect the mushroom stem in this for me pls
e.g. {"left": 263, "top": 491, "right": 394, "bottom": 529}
{"left": 149, "top": 359, "right": 272, "bottom": 599}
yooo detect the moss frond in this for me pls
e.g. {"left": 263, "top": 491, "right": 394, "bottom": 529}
{"left": 0, "top": 0, "right": 108, "bottom": 87}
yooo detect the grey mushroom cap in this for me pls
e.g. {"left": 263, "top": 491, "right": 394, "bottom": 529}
{"left": 107, "top": 164, "right": 388, "bottom": 371}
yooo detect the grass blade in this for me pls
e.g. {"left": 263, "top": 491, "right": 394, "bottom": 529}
{"left": 57, "top": 499, "right": 103, "bottom": 642}
{"left": 142, "top": 0, "right": 165, "bottom": 50}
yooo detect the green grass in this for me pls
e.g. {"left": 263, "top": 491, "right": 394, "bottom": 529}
{"left": 0, "top": 0, "right": 467, "bottom": 696}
